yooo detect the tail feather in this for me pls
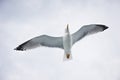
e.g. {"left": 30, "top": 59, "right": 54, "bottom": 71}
{"left": 63, "top": 53, "right": 72, "bottom": 61}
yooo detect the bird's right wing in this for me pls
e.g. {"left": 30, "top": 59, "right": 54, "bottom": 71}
{"left": 15, "top": 35, "right": 63, "bottom": 51}
{"left": 72, "top": 24, "right": 108, "bottom": 45}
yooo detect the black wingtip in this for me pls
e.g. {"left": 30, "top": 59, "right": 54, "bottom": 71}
{"left": 14, "top": 40, "right": 30, "bottom": 51}
{"left": 96, "top": 24, "right": 109, "bottom": 30}
{"left": 103, "top": 25, "right": 108, "bottom": 30}
{"left": 14, "top": 46, "right": 24, "bottom": 51}
{"left": 14, "top": 43, "right": 26, "bottom": 51}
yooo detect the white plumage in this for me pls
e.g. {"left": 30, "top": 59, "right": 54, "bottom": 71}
{"left": 63, "top": 24, "right": 72, "bottom": 60}
{"left": 15, "top": 24, "right": 108, "bottom": 60}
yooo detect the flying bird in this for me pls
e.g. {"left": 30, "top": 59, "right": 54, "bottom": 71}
{"left": 14, "top": 24, "right": 108, "bottom": 60}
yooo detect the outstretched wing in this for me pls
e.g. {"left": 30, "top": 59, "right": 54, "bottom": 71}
{"left": 14, "top": 35, "right": 63, "bottom": 51}
{"left": 72, "top": 24, "right": 108, "bottom": 45}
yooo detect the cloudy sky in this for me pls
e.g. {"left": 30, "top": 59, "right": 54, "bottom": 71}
{"left": 0, "top": 0, "right": 120, "bottom": 80}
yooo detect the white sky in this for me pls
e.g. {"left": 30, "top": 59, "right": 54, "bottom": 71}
{"left": 0, "top": 0, "right": 120, "bottom": 80}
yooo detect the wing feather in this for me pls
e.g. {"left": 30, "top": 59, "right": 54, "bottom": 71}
{"left": 15, "top": 24, "right": 108, "bottom": 51}
{"left": 14, "top": 35, "right": 63, "bottom": 51}
{"left": 72, "top": 24, "right": 108, "bottom": 45}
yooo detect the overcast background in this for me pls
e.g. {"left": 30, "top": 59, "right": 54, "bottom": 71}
{"left": 0, "top": 0, "right": 120, "bottom": 80}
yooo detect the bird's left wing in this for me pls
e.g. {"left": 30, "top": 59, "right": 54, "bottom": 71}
{"left": 14, "top": 35, "right": 63, "bottom": 51}
{"left": 72, "top": 24, "right": 108, "bottom": 45}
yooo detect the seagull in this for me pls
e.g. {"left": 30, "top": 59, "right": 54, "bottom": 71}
{"left": 14, "top": 24, "right": 108, "bottom": 60}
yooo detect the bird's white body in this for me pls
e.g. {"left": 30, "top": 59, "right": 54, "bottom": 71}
{"left": 63, "top": 25, "right": 72, "bottom": 60}
{"left": 63, "top": 33, "right": 72, "bottom": 53}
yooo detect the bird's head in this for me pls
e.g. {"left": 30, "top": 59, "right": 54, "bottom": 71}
{"left": 65, "top": 24, "right": 70, "bottom": 33}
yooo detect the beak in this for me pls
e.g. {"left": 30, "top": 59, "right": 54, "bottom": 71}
{"left": 65, "top": 24, "right": 69, "bottom": 33}
{"left": 66, "top": 24, "right": 69, "bottom": 31}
